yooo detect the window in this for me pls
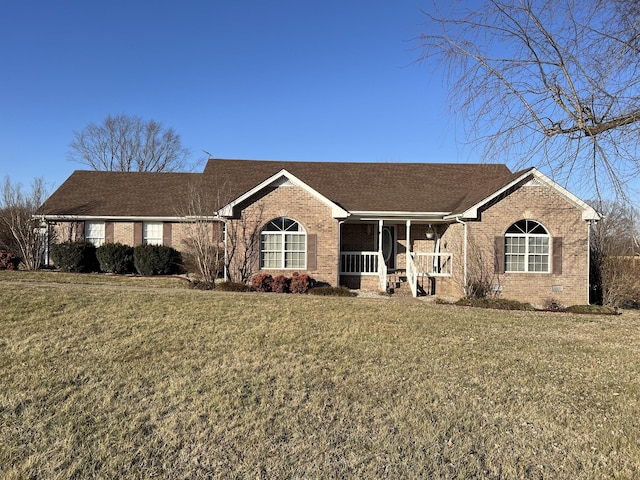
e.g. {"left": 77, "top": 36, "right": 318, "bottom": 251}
{"left": 143, "top": 222, "right": 163, "bottom": 246}
{"left": 260, "top": 217, "right": 306, "bottom": 269}
{"left": 85, "top": 221, "right": 105, "bottom": 247}
{"left": 505, "top": 219, "right": 550, "bottom": 272}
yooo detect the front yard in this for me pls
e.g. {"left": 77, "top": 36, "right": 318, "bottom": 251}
{"left": 1, "top": 272, "right": 639, "bottom": 478}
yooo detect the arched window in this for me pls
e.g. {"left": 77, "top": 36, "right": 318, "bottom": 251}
{"left": 505, "top": 219, "right": 550, "bottom": 272}
{"left": 260, "top": 217, "right": 306, "bottom": 269}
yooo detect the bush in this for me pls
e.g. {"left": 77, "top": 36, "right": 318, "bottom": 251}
{"left": 290, "top": 272, "right": 312, "bottom": 294}
{"left": 50, "top": 241, "right": 98, "bottom": 273}
{"left": 251, "top": 273, "right": 273, "bottom": 292}
{"left": 216, "top": 281, "right": 252, "bottom": 292}
{"left": 96, "top": 243, "right": 134, "bottom": 274}
{"left": 133, "top": 244, "right": 182, "bottom": 276}
{"left": 308, "top": 286, "right": 356, "bottom": 297}
{"left": 455, "top": 297, "right": 535, "bottom": 311}
{"left": 190, "top": 280, "right": 214, "bottom": 290}
{"left": 0, "top": 250, "right": 20, "bottom": 270}
{"left": 271, "top": 275, "right": 291, "bottom": 293}
{"left": 566, "top": 304, "right": 619, "bottom": 315}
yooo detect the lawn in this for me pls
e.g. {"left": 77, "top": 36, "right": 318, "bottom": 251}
{"left": 1, "top": 272, "right": 639, "bottom": 478}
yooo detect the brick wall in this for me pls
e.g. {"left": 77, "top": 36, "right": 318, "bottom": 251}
{"left": 230, "top": 184, "right": 340, "bottom": 285}
{"left": 461, "top": 183, "right": 590, "bottom": 306}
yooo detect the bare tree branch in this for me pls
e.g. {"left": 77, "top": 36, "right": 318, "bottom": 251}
{"left": 68, "top": 114, "right": 191, "bottom": 172}
{"left": 420, "top": 0, "right": 640, "bottom": 201}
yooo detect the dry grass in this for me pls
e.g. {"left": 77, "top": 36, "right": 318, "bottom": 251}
{"left": 1, "top": 272, "right": 639, "bottom": 478}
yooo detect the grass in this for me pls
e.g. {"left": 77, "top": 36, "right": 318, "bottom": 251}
{"left": 1, "top": 272, "right": 639, "bottom": 478}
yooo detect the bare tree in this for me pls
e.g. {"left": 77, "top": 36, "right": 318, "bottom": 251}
{"left": 68, "top": 114, "right": 191, "bottom": 172}
{"left": 0, "top": 177, "right": 48, "bottom": 270}
{"left": 420, "top": 0, "right": 640, "bottom": 201}
{"left": 225, "top": 204, "right": 265, "bottom": 284}
{"left": 178, "top": 180, "right": 225, "bottom": 286}
{"left": 590, "top": 200, "right": 640, "bottom": 306}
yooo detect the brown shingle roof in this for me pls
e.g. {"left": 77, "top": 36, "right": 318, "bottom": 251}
{"left": 40, "top": 159, "right": 521, "bottom": 218}
{"left": 204, "top": 159, "right": 516, "bottom": 213}
{"left": 39, "top": 171, "right": 202, "bottom": 217}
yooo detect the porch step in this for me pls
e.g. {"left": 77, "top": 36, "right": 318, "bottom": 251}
{"left": 386, "top": 273, "right": 412, "bottom": 296}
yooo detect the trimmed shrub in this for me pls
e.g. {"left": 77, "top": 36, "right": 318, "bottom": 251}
{"left": 271, "top": 275, "right": 291, "bottom": 293}
{"left": 455, "top": 297, "right": 535, "bottom": 311}
{"left": 50, "top": 241, "right": 98, "bottom": 273}
{"left": 566, "top": 304, "right": 619, "bottom": 315}
{"left": 0, "top": 250, "right": 20, "bottom": 270}
{"left": 133, "top": 244, "right": 182, "bottom": 276}
{"left": 251, "top": 273, "right": 273, "bottom": 292}
{"left": 96, "top": 243, "right": 134, "bottom": 274}
{"left": 290, "top": 272, "right": 312, "bottom": 294}
{"left": 216, "top": 281, "right": 252, "bottom": 292}
{"left": 308, "top": 286, "right": 356, "bottom": 297}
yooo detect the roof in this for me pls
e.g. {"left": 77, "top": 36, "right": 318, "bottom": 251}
{"left": 203, "top": 159, "right": 515, "bottom": 214}
{"left": 39, "top": 159, "right": 595, "bottom": 220}
{"left": 39, "top": 170, "right": 204, "bottom": 218}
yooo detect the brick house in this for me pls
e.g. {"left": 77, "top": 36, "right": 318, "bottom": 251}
{"left": 39, "top": 158, "right": 600, "bottom": 305}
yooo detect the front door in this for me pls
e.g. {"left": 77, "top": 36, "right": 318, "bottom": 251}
{"left": 382, "top": 226, "right": 396, "bottom": 270}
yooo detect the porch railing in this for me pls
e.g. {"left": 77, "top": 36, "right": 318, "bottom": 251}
{"left": 414, "top": 252, "right": 453, "bottom": 277}
{"left": 340, "top": 251, "right": 379, "bottom": 275}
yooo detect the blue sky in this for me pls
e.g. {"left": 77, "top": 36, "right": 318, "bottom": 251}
{"left": 0, "top": 1, "right": 472, "bottom": 193}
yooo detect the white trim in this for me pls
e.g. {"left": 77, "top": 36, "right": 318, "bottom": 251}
{"left": 219, "top": 169, "right": 350, "bottom": 219}
{"left": 446, "top": 168, "right": 600, "bottom": 221}
{"left": 42, "top": 215, "right": 222, "bottom": 222}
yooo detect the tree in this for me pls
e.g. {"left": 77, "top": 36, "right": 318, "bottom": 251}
{"left": 178, "top": 180, "right": 225, "bottom": 286}
{"left": 590, "top": 200, "right": 639, "bottom": 306}
{"left": 0, "top": 177, "right": 48, "bottom": 270}
{"left": 68, "top": 114, "right": 190, "bottom": 172}
{"left": 420, "top": 0, "right": 640, "bottom": 201}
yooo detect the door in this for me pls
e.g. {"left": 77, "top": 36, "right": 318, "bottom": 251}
{"left": 382, "top": 226, "right": 396, "bottom": 270}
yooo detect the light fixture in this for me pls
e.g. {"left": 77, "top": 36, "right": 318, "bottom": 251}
{"left": 426, "top": 224, "right": 435, "bottom": 240}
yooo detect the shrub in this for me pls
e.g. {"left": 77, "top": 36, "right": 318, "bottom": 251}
{"left": 251, "top": 273, "right": 273, "bottom": 292}
{"left": 216, "top": 281, "right": 252, "bottom": 292}
{"left": 133, "top": 244, "right": 182, "bottom": 276}
{"left": 190, "top": 280, "right": 215, "bottom": 290}
{"left": 308, "top": 286, "right": 356, "bottom": 297}
{"left": 271, "top": 275, "right": 291, "bottom": 293}
{"left": 290, "top": 272, "right": 312, "bottom": 294}
{"left": 0, "top": 250, "right": 20, "bottom": 270}
{"left": 455, "top": 297, "right": 535, "bottom": 311}
{"left": 566, "top": 304, "right": 619, "bottom": 315}
{"left": 96, "top": 243, "right": 134, "bottom": 274}
{"left": 50, "top": 241, "right": 98, "bottom": 273}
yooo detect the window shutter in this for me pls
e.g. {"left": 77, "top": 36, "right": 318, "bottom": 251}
{"left": 494, "top": 236, "right": 505, "bottom": 274}
{"left": 163, "top": 223, "right": 172, "bottom": 247}
{"left": 134, "top": 222, "right": 143, "bottom": 245}
{"left": 77, "top": 221, "right": 85, "bottom": 241}
{"left": 552, "top": 237, "right": 563, "bottom": 274}
{"left": 105, "top": 222, "right": 114, "bottom": 243}
{"left": 306, "top": 234, "right": 317, "bottom": 271}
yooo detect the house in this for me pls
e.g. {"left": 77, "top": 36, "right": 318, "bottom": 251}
{"left": 39, "top": 158, "right": 600, "bottom": 306}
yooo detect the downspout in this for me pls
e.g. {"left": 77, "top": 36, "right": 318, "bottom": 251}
{"left": 455, "top": 216, "right": 468, "bottom": 296}
{"left": 223, "top": 219, "right": 228, "bottom": 282}
{"left": 587, "top": 219, "right": 593, "bottom": 305}
{"left": 337, "top": 219, "right": 345, "bottom": 286}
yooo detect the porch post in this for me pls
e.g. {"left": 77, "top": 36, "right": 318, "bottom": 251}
{"left": 378, "top": 219, "right": 384, "bottom": 255}
{"left": 223, "top": 220, "right": 228, "bottom": 282}
{"left": 406, "top": 220, "right": 411, "bottom": 271}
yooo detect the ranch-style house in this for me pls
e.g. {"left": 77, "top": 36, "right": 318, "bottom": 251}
{"left": 39, "top": 158, "right": 600, "bottom": 306}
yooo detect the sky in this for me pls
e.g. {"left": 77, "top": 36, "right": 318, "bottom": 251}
{"left": 0, "top": 0, "right": 476, "bottom": 194}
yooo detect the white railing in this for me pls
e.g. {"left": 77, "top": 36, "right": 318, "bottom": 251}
{"left": 378, "top": 251, "right": 387, "bottom": 292}
{"left": 414, "top": 252, "right": 453, "bottom": 277}
{"left": 407, "top": 252, "right": 418, "bottom": 297}
{"left": 340, "top": 251, "right": 379, "bottom": 275}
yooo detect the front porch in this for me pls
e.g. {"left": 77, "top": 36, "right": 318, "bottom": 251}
{"left": 338, "top": 220, "right": 454, "bottom": 297}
